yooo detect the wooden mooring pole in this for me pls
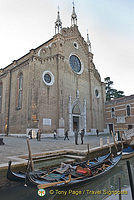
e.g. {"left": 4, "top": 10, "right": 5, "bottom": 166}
{"left": 27, "top": 139, "right": 34, "bottom": 171}
{"left": 87, "top": 144, "right": 90, "bottom": 155}
{"left": 120, "top": 132, "right": 124, "bottom": 150}
{"left": 126, "top": 161, "right": 134, "bottom": 200}
{"left": 119, "top": 177, "right": 122, "bottom": 200}
{"left": 111, "top": 131, "right": 118, "bottom": 151}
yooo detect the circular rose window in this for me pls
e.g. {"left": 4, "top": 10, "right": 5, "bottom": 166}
{"left": 44, "top": 74, "right": 51, "bottom": 83}
{"left": 73, "top": 42, "right": 78, "bottom": 49}
{"left": 95, "top": 89, "right": 99, "bottom": 98}
{"left": 42, "top": 71, "right": 54, "bottom": 86}
{"left": 69, "top": 55, "right": 82, "bottom": 73}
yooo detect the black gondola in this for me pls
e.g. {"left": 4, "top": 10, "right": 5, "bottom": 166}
{"left": 25, "top": 153, "right": 122, "bottom": 189}
{"left": 7, "top": 153, "right": 111, "bottom": 182}
{"left": 7, "top": 161, "right": 26, "bottom": 182}
{"left": 7, "top": 161, "right": 46, "bottom": 182}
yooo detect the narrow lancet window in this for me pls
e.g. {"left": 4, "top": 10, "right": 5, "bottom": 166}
{"left": 126, "top": 105, "right": 130, "bottom": 116}
{"left": 17, "top": 73, "right": 23, "bottom": 109}
{"left": 111, "top": 107, "right": 115, "bottom": 118}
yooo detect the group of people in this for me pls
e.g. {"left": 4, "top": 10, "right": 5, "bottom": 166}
{"left": 74, "top": 128, "right": 85, "bottom": 145}
{"left": 64, "top": 128, "right": 85, "bottom": 145}
{"left": 28, "top": 129, "right": 42, "bottom": 141}
{"left": 28, "top": 128, "right": 85, "bottom": 145}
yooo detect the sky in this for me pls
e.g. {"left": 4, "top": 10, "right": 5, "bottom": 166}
{"left": 0, "top": 0, "right": 134, "bottom": 95}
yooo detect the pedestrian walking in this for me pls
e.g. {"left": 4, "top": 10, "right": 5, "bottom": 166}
{"left": 64, "top": 130, "right": 69, "bottom": 140}
{"left": 80, "top": 129, "right": 85, "bottom": 144}
{"left": 37, "top": 129, "right": 42, "bottom": 141}
{"left": 53, "top": 130, "right": 57, "bottom": 139}
{"left": 37, "top": 131, "right": 39, "bottom": 141}
{"left": 96, "top": 129, "right": 99, "bottom": 137}
{"left": 74, "top": 128, "right": 78, "bottom": 145}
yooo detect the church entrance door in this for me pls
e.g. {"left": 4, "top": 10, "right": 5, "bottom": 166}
{"left": 108, "top": 124, "right": 114, "bottom": 134}
{"left": 73, "top": 116, "right": 79, "bottom": 130}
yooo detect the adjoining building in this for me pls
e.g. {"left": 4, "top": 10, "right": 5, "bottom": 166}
{"left": 0, "top": 5, "right": 106, "bottom": 136}
{"left": 105, "top": 95, "right": 134, "bottom": 134}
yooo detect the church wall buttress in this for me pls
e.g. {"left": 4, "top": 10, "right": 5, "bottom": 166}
{"left": 0, "top": 72, "right": 11, "bottom": 134}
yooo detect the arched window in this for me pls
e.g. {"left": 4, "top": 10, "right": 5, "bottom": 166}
{"left": 111, "top": 107, "right": 115, "bottom": 118}
{"left": 17, "top": 73, "right": 23, "bottom": 109}
{"left": 0, "top": 81, "right": 2, "bottom": 113}
{"left": 126, "top": 105, "right": 130, "bottom": 116}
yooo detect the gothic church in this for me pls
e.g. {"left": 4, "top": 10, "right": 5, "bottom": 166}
{"left": 0, "top": 5, "right": 106, "bottom": 136}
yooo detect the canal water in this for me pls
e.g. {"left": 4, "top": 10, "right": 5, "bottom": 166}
{"left": 0, "top": 157, "right": 133, "bottom": 200}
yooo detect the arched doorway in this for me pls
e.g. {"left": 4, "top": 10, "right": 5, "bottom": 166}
{"left": 68, "top": 94, "right": 86, "bottom": 134}
{"left": 72, "top": 104, "right": 81, "bottom": 130}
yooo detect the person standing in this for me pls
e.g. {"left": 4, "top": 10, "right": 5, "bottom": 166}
{"left": 37, "top": 130, "right": 39, "bottom": 141}
{"left": 37, "top": 129, "right": 42, "bottom": 141}
{"left": 53, "top": 130, "right": 57, "bottom": 139}
{"left": 74, "top": 128, "right": 78, "bottom": 145}
{"left": 4, "top": 123, "right": 8, "bottom": 136}
{"left": 96, "top": 129, "right": 99, "bottom": 137}
{"left": 64, "top": 130, "right": 69, "bottom": 140}
{"left": 39, "top": 129, "right": 42, "bottom": 141}
{"left": 28, "top": 129, "right": 32, "bottom": 139}
{"left": 80, "top": 129, "right": 85, "bottom": 144}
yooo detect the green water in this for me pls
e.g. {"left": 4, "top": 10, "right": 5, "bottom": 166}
{"left": 0, "top": 157, "right": 133, "bottom": 200}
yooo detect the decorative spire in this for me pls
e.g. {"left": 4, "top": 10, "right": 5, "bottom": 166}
{"left": 87, "top": 31, "right": 92, "bottom": 52}
{"left": 71, "top": 1, "right": 77, "bottom": 26}
{"left": 55, "top": 6, "right": 62, "bottom": 34}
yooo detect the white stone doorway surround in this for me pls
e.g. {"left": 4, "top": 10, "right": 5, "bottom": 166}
{"left": 68, "top": 94, "right": 86, "bottom": 135}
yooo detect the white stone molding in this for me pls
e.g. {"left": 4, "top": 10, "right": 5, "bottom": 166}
{"left": 38, "top": 48, "right": 42, "bottom": 57}
{"left": 42, "top": 70, "right": 55, "bottom": 86}
{"left": 76, "top": 89, "right": 79, "bottom": 99}
{"left": 73, "top": 41, "right": 79, "bottom": 49}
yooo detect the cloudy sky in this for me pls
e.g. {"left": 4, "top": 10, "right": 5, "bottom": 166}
{"left": 0, "top": 0, "right": 133, "bottom": 95}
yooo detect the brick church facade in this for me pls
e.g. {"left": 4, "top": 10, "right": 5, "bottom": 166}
{"left": 0, "top": 6, "right": 106, "bottom": 136}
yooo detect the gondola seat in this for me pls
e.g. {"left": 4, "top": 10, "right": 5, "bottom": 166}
{"left": 76, "top": 169, "right": 88, "bottom": 174}
{"left": 76, "top": 166, "right": 92, "bottom": 176}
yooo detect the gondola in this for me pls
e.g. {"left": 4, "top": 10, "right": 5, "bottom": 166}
{"left": 122, "top": 146, "right": 134, "bottom": 159}
{"left": 73, "top": 152, "right": 111, "bottom": 168}
{"left": 7, "top": 152, "right": 110, "bottom": 182}
{"left": 7, "top": 161, "right": 46, "bottom": 182}
{"left": 25, "top": 152, "right": 122, "bottom": 189}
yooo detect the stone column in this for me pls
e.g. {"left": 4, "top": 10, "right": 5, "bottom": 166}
{"left": 68, "top": 95, "right": 72, "bottom": 134}
{"left": 83, "top": 99, "right": 87, "bottom": 133}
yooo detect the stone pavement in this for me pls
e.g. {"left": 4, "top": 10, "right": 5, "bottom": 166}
{"left": 0, "top": 134, "right": 113, "bottom": 165}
